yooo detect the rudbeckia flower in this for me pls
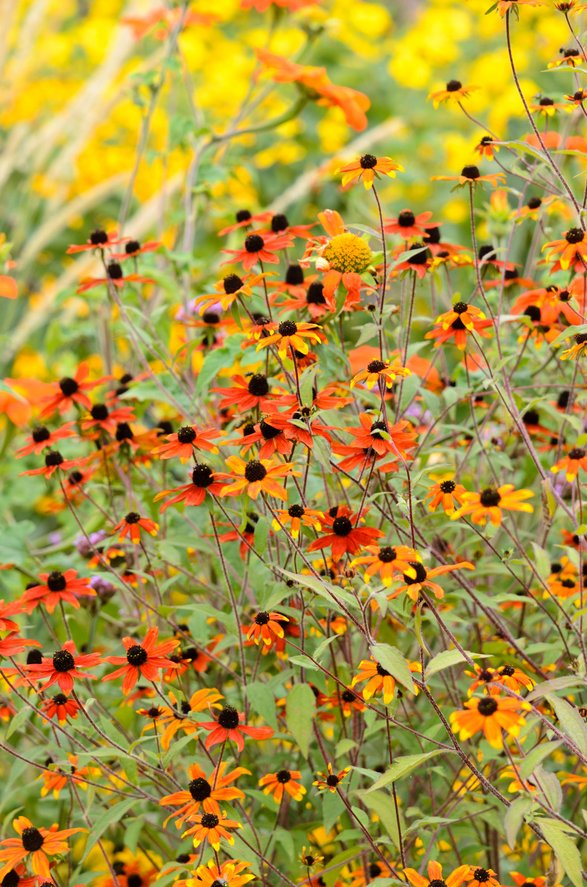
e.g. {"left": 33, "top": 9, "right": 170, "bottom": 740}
{"left": 191, "top": 272, "right": 265, "bottom": 314}
{"left": 181, "top": 811, "right": 240, "bottom": 850}
{"left": 307, "top": 505, "right": 384, "bottom": 561}
{"left": 25, "top": 641, "right": 101, "bottom": 694}
{"left": 219, "top": 456, "right": 299, "bottom": 501}
{"left": 388, "top": 560, "right": 475, "bottom": 602}
{"left": 15, "top": 423, "right": 76, "bottom": 457}
{"left": 351, "top": 657, "right": 397, "bottom": 704}
{"left": 551, "top": 446, "right": 587, "bottom": 481}
{"left": 152, "top": 424, "right": 221, "bottom": 462}
{"left": 351, "top": 359, "right": 411, "bottom": 390}
{"left": 246, "top": 610, "right": 289, "bottom": 649}
{"left": 542, "top": 227, "right": 587, "bottom": 271}
{"left": 560, "top": 332, "right": 587, "bottom": 360}
{"left": 463, "top": 867, "right": 501, "bottom": 887}
{"left": 256, "top": 319, "right": 325, "bottom": 358}
{"left": 112, "top": 512, "right": 159, "bottom": 544}
{"left": 352, "top": 544, "right": 421, "bottom": 586}
{"left": 425, "top": 478, "right": 468, "bottom": 515}
{"left": 191, "top": 859, "right": 254, "bottom": 887}
{"left": 21, "top": 569, "right": 95, "bottom": 613}
{"left": 259, "top": 769, "right": 306, "bottom": 802}
{"left": 214, "top": 373, "right": 275, "bottom": 412}
{"left": 222, "top": 232, "right": 293, "bottom": 271}
{"left": 42, "top": 693, "right": 81, "bottom": 723}
{"left": 313, "top": 763, "right": 351, "bottom": 792}
{"left": 200, "top": 704, "right": 274, "bottom": 752}
{"left": 103, "top": 626, "right": 179, "bottom": 694}
{"left": 428, "top": 79, "right": 479, "bottom": 107}
{"left": 403, "top": 860, "right": 468, "bottom": 887}
{"left": 337, "top": 154, "right": 403, "bottom": 190}
{"left": 451, "top": 485, "right": 534, "bottom": 526}
{"left": 433, "top": 165, "right": 506, "bottom": 189}
{"left": 449, "top": 696, "right": 530, "bottom": 749}
{"left": 155, "top": 463, "right": 230, "bottom": 511}
{"left": 0, "top": 817, "right": 84, "bottom": 881}
{"left": 475, "top": 135, "right": 499, "bottom": 160}
{"left": 66, "top": 229, "right": 127, "bottom": 253}
{"left": 76, "top": 261, "right": 154, "bottom": 293}
{"left": 160, "top": 762, "right": 248, "bottom": 826}
{"left": 39, "top": 363, "right": 106, "bottom": 416}
{"left": 383, "top": 209, "right": 437, "bottom": 239}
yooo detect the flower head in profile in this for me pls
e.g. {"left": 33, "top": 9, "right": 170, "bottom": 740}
{"left": 112, "top": 512, "right": 159, "bottom": 544}
{"left": 0, "top": 817, "right": 84, "bottom": 880}
{"left": 433, "top": 165, "right": 506, "bottom": 189}
{"left": 104, "top": 627, "right": 179, "bottom": 694}
{"left": 428, "top": 79, "right": 479, "bottom": 107}
{"left": 337, "top": 154, "right": 403, "bottom": 190}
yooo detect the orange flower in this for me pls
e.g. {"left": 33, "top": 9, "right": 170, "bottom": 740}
{"left": 159, "top": 762, "right": 248, "bottom": 826}
{"left": 39, "top": 363, "right": 106, "bottom": 417}
{"left": 310, "top": 210, "right": 373, "bottom": 304}
{"left": 404, "top": 861, "right": 468, "bottom": 887}
{"left": 451, "top": 485, "right": 534, "bottom": 526}
{"left": 352, "top": 544, "right": 421, "bottom": 586}
{"left": 66, "top": 229, "right": 127, "bottom": 253}
{"left": 551, "top": 446, "right": 587, "bottom": 481}
{"left": 351, "top": 657, "right": 397, "bottom": 704}
{"left": 383, "top": 209, "right": 437, "bottom": 239}
{"left": 155, "top": 464, "right": 230, "bottom": 511}
{"left": 561, "top": 332, "right": 587, "bottom": 360}
{"left": 337, "top": 154, "right": 403, "bottom": 189}
{"left": 145, "top": 688, "right": 223, "bottom": 750}
{"left": 200, "top": 705, "right": 274, "bottom": 752}
{"left": 463, "top": 867, "right": 501, "bottom": 887}
{"left": 42, "top": 693, "right": 81, "bottom": 723}
{"left": 428, "top": 79, "right": 479, "bottom": 107}
{"left": 219, "top": 456, "right": 299, "bottom": 501}
{"left": 152, "top": 424, "right": 221, "bottom": 462}
{"left": 425, "top": 478, "right": 468, "bottom": 515}
{"left": 214, "top": 373, "right": 275, "bottom": 412}
{"left": 543, "top": 227, "right": 587, "bottom": 271}
{"left": 350, "top": 359, "right": 411, "bottom": 390}
{"left": 259, "top": 769, "right": 306, "bottom": 802}
{"left": 191, "top": 272, "right": 265, "bottom": 314}
{"left": 112, "top": 512, "right": 159, "bottom": 544}
{"left": 25, "top": 641, "right": 101, "bottom": 694}
{"left": 496, "top": 0, "right": 543, "bottom": 15}
{"left": 449, "top": 696, "right": 530, "bottom": 749}
{"left": 475, "top": 135, "right": 499, "bottom": 160}
{"left": 333, "top": 414, "right": 418, "bottom": 474}
{"left": 222, "top": 232, "right": 293, "bottom": 271}
{"left": 181, "top": 811, "right": 240, "bottom": 850}
{"left": 76, "top": 261, "right": 154, "bottom": 293}
{"left": 0, "top": 817, "right": 84, "bottom": 881}
{"left": 425, "top": 301, "right": 493, "bottom": 350}
{"left": 388, "top": 560, "right": 475, "bottom": 602}
{"left": 256, "top": 319, "right": 325, "bottom": 358}
{"left": 433, "top": 165, "right": 506, "bottom": 188}
{"left": 246, "top": 611, "right": 289, "bottom": 650}
{"left": 313, "top": 763, "right": 350, "bottom": 792}
{"left": 15, "top": 422, "right": 76, "bottom": 457}
{"left": 21, "top": 569, "right": 95, "bottom": 614}
{"left": 307, "top": 505, "right": 384, "bottom": 561}
{"left": 103, "top": 627, "right": 180, "bottom": 694}
{"left": 273, "top": 504, "right": 323, "bottom": 538}
{"left": 190, "top": 859, "right": 254, "bottom": 887}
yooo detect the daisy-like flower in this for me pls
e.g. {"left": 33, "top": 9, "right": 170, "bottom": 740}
{"left": 21, "top": 569, "right": 96, "bottom": 614}
{"left": 351, "top": 657, "right": 397, "bottom": 704}
{"left": 463, "top": 867, "right": 501, "bottom": 887}
{"left": 190, "top": 859, "right": 255, "bottom": 887}
{"left": 0, "top": 817, "right": 84, "bottom": 881}
{"left": 561, "top": 332, "right": 587, "bottom": 360}
{"left": 387, "top": 560, "right": 475, "bottom": 602}
{"left": 334, "top": 415, "right": 418, "bottom": 474}
{"left": 428, "top": 79, "right": 479, "bottom": 107}
{"left": 391, "top": 241, "right": 433, "bottom": 279}
{"left": 259, "top": 769, "right": 306, "bottom": 802}
{"left": 66, "top": 229, "right": 127, "bottom": 254}
{"left": 15, "top": 423, "right": 76, "bottom": 457}
{"left": 352, "top": 544, "right": 421, "bottom": 586}
{"left": 214, "top": 373, "right": 275, "bottom": 413}
{"left": 155, "top": 463, "right": 230, "bottom": 511}
{"left": 529, "top": 95, "right": 567, "bottom": 117}
{"left": 40, "top": 754, "right": 98, "bottom": 799}
{"left": 312, "top": 210, "right": 373, "bottom": 302}
{"left": 384, "top": 209, "right": 437, "bottom": 239}
{"left": 551, "top": 446, "right": 587, "bottom": 481}
{"left": 21, "top": 450, "right": 91, "bottom": 480}
{"left": 450, "top": 696, "right": 530, "bottom": 749}
{"left": 508, "top": 874, "right": 557, "bottom": 887}
{"left": 351, "top": 359, "right": 411, "bottom": 390}
{"left": 273, "top": 503, "right": 323, "bottom": 538}
{"left": 496, "top": 0, "right": 543, "bottom": 15}
{"left": 256, "top": 319, "right": 325, "bottom": 358}
{"left": 112, "top": 512, "right": 159, "bottom": 544}
{"left": 40, "top": 363, "right": 106, "bottom": 417}
{"left": 219, "top": 456, "right": 298, "bottom": 501}
{"left": 110, "top": 238, "right": 162, "bottom": 259}
{"left": 222, "top": 232, "right": 293, "bottom": 271}
{"left": 451, "top": 485, "right": 534, "bottom": 526}
{"left": 25, "top": 641, "right": 101, "bottom": 694}
{"left": 543, "top": 227, "right": 587, "bottom": 271}
{"left": 467, "top": 664, "right": 534, "bottom": 695}
{"left": 403, "top": 860, "right": 468, "bottom": 887}
{"left": 433, "top": 165, "right": 506, "bottom": 189}
{"left": 76, "top": 261, "right": 154, "bottom": 293}
{"left": 337, "top": 154, "right": 403, "bottom": 190}
{"left": 548, "top": 46, "right": 585, "bottom": 68}
{"left": 475, "top": 135, "right": 499, "bottom": 160}
{"left": 182, "top": 811, "right": 240, "bottom": 850}
{"left": 200, "top": 704, "right": 274, "bottom": 752}
{"left": 152, "top": 424, "right": 221, "bottom": 463}
{"left": 42, "top": 693, "right": 81, "bottom": 723}
{"left": 159, "top": 763, "right": 249, "bottom": 827}
{"left": 191, "top": 272, "right": 265, "bottom": 315}
{"left": 313, "top": 763, "right": 350, "bottom": 792}
{"left": 425, "top": 478, "right": 468, "bottom": 515}
{"left": 103, "top": 627, "right": 179, "bottom": 694}
{"left": 307, "top": 505, "right": 384, "bottom": 561}
{"left": 218, "top": 208, "right": 272, "bottom": 236}
{"left": 145, "top": 687, "right": 223, "bottom": 750}
{"left": 246, "top": 611, "right": 289, "bottom": 649}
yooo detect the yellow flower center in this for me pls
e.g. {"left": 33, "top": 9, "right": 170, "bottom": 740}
{"left": 323, "top": 233, "right": 373, "bottom": 274}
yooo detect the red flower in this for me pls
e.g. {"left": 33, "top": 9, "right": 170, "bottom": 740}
{"left": 200, "top": 705, "right": 274, "bottom": 752}
{"left": 15, "top": 423, "right": 76, "bottom": 457}
{"left": 42, "top": 693, "right": 82, "bottom": 723}
{"left": 22, "top": 450, "right": 92, "bottom": 479}
{"left": 222, "top": 232, "right": 293, "bottom": 271}
{"left": 76, "top": 261, "right": 154, "bottom": 293}
{"left": 103, "top": 626, "right": 180, "bottom": 694}
{"left": 214, "top": 374, "right": 275, "bottom": 413}
{"left": 25, "top": 640, "right": 101, "bottom": 694}
{"left": 307, "top": 506, "right": 384, "bottom": 561}
{"left": 155, "top": 464, "right": 230, "bottom": 511}
{"left": 22, "top": 570, "right": 96, "bottom": 614}
{"left": 66, "top": 229, "right": 128, "bottom": 253}
{"left": 39, "top": 363, "right": 106, "bottom": 416}
{"left": 112, "top": 512, "right": 159, "bottom": 544}
{"left": 152, "top": 424, "right": 221, "bottom": 463}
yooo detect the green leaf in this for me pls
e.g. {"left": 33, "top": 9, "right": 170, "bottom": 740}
{"left": 285, "top": 683, "right": 316, "bottom": 757}
{"left": 370, "top": 643, "right": 415, "bottom": 692}
{"left": 504, "top": 796, "right": 532, "bottom": 848}
{"left": 425, "top": 649, "right": 490, "bottom": 679}
{"left": 365, "top": 750, "right": 454, "bottom": 792}
{"left": 519, "top": 740, "right": 561, "bottom": 779}
{"left": 246, "top": 680, "right": 278, "bottom": 730}
{"left": 356, "top": 789, "right": 400, "bottom": 849}
{"left": 537, "top": 818, "right": 583, "bottom": 887}
{"left": 253, "top": 515, "right": 270, "bottom": 555}
{"left": 83, "top": 798, "right": 137, "bottom": 858}
{"left": 545, "top": 694, "right": 587, "bottom": 755}
{"left": 526, "top": 676, "right": 587, "bottom": 701}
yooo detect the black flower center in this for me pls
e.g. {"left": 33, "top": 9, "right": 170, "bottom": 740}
{"left": 192, "top": 464, "right": 214, "bottom": 487}
{"left": 288, "top": 504, "right": 305, "bottom": 518}
{"left": 125, "top": 512, "right": 141, "bottom": 524}
{"left": 479, "top": 244, "right": 496, "bottom": 261}
{"left": 244, "top": 460, "right": 267, "bottom": 482}
{"left": 260, "top": 419, "right": 280, "bottom": 440}
{"left": 358, "top": 153, "right": 377, "bottom": 169}
{"left": 200, "top": 813, "right": 219, "bottom": 829}
{"left": 125, "top": 240, "right": 141, "bottom": 255}
{"left": 326, "top": 774, "right": 339, "bottom": 786}
{"left": 217, "top": 705, "right": 239, "bottom": 729}
{"left": 27, "top": 650, "right": 43, "bottom": 664}
{"left": 45, "top": 450, "right": 64, "bottom": 467}
{"left": 271, "top": 213, "right": 289, "bottom": 232}
{"left": 223, "top": 274, "right": 244, "bottom": 294}
{"left": 278, "top": 320, "right": 298, "bottom": 336}
{"left": 53, "top": 694, "right": 68, "bottom": 705}
{"left": 523, "top": 410, "right": 539, "bottom": 426}
{"left": 21, "top": 827, "right": 44, "bottom": 852}
{"left": 367, "top": 360, "right": 387, "bottom": 373}
{"left": 245, "top": 234, "right": 264, "bottom": 253}
{"left": 127, "top": 876, "right": 143, "bottom": 887}
{"left": 115, "top": 423, "right": 134, "bottom": 442}
{"left": 47, "top": 571, "right": 67, "bottom": 592}
{"left": 569, "top": 448, "right": 586, "bottom": 459}
{"left": 424, "top": 226, "right": 441, "bottom": 244}
{"left": 189, "top": 777, "right": 212, "bottom": 801}
{"left": 527, "top": 197, "right": 542, "bottom": 209}
{"left": 370, "top": 420, "right": 388, "bottom": 439}
{"left": 307, "top": 282, "right": 326, "bottom": 304}
{"left": 565, "top": 227, "right": 584, "bottom": 244}
{"left": 236, "top": 209, "right": 251, "bottom": 223}
{"left": 524, "top": 305, "right": 541, "bottom": 322}
{"left": 500, "top": 665, "right": 515, "bottom": 676}
{"left": 575, "top": 333, "right": 587, "bottom": 344}
{"left": 2, "top": 870, "right": 20, "bottom": 887}
{"left": 446, "top": 79, "right": 462, "bottom": 91}
{"left": 332, "top": 516, "right": 353, "bottom": 536}
{"left": 398, "top": 210, "right": 416, "bottom": 227}
{"left": 473, "top": 870, "right": 490, "bottom": 883}
{"left": 285, "top": 264, "right": 304, "bottom": 285}
{"left": 378, "top": 546, "right": 397, "bottom": 563}
{"left": 90, "top": 229, "right": 108, "bottom": 246}
{"left": 91, "top": 403, "right": 109, "bottom": 420}
{"left": 342, "top": 689, "right": 356, "bottom": 702}
{"left": 539, "top": 96, "right": 554, "bottom": 106}
{"left": 32, "top": 426, "right": 50, "bottom": 443}
{"left": 276, "top": 769, "right": 291, "bottom": 783}
{"left": 126, "top": 645, "right": 148, "bottom": 666}
{"left": 255, "top": 611, "right": 270, "bottom": 625}
{"left": 177, "top": 425, "right": 197, "bottom": 444}
{"left": 428, "top": 881, "right": 448, "bottom": 887}
{"left": 477, "top": 698, "right": 498, "bottom": 717}
{"left": 107, "top": 262, "right": 123, "bottom": 280}
{"left": 248, "top": 373, "right": 269, "bottom": 396}
{"left": 478, "top": 670, "right": 494, "bottom": 682}
{"left": 453, "top": 302, "right": 468, "bottom": 314}
{"left": 479, "top": 488, "right": 501, "bottom": 507}
{"left": 52, "top": 650, "right": 75, "bottom": 672}
{"left": 409, "top": 243, "right": 430, "bottom": 264}
{"left": 440, "top": 480, "right": 456, "bottom": 493}
{"left": 403, "top": 562, "right": 428, "bottom": 584}
{"left": 59, "top": 377, "right": 79, "bottom": 396}
{"left": 376, "top": 663, "right": 391, "bottom": 676}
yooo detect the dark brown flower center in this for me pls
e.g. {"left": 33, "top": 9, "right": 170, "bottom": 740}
{"left": 177, "top": 426, "right": 197, "bottom": 444}
{"left": 59, "top": 377, "right": 79, "bottom": 396}
{"left": 245, "top": 234, "right": 264, "bottom": 253}
{"left": 565, "top": 227, "right": 584, "bottom": 244}
{"left": 278, "top": 320, "right": 298, "bottom": 336}
{"left": 244, "top": 460, "right": 267, "bottom": 482}
{"left": 107, "top": 262, "right": 123, "bottom": 280}
{"left": 223, "top": 273, "right": 244, "bottom": 294}
{"left": 21, "top": 827, "right": 44, "bottom": 852}
{"left": 479, "top": 488, "right": 501, "bottom": 507}
{"left": 332, "top": 516, "right": 353, "bottom": 536}
{"left": 125, "top": 512, "right": 141, "bottom": 524}
{"left": 446, "top": 79, "right": 462, "bottom": 91}
{"left": 271, "top": 213, "right": 289, "bottom": 232}
{"left": 200, "top": 813, "right": 219, "bottom": 829}
{"left": 403, "top": 562, "right": 427, "bottom": 584}
{"left": 90, "top": 229, "right": 108, "bottom": 245}
{"left": 52, "top": 650, "right": 75, "bottom": 672}
{"left": 218, "top": 705, "right": 239, "bottom": 729}
{"left": 398, "top": 210, "right": 416, "bottom": 227}
{"left": 378, "top": 546, "right": 397, "bottom": 563}
{"left": 359, "top": 154, "right": 377, "bottom": 169}
{"left": 32, "top": 425, "right": 51, "bottom": 443}
{"left": 276, "top": 769, "right": 291, "bottom": 783}
{"left": 189, "top": 777, "right": 212, "bottom": 800}
{"left": 440, "top": 480, "right": 456, "bottom": 493}
{"left": 367, "top": 360, "right": 387, "bottom": 373}
{"left": 306, "top": 282, "right": 326, "bottom": 305}
{"left": 255, "top": 611, "right": 270, "bottom": 625}
{"left": 192, "top": 464, "right": 214, "bottom": 487}
{"left": 126, "top": 645, "right": 148, "bottom": 666}
{"left": 461, "top": 165, "right": 480, "bottom": 180}
{"left": 285, "top": 264, "right": 304, "bottom": 285}
{"left": 569, "top": 448, "right": 586, "bottom": 459}
{"left": 47, "top": 571, "right": 67, "bottom": 592}
{"left": 288, "top": 504, "right": 305, "bottom": 518}
{"left": 248, "top": 374, "right": 269, "bottom": 397}
{"left": 477, "top": 698, "right": 498, "bottom": 717}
